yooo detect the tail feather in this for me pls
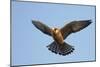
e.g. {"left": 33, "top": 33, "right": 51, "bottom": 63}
{"left": 48, "top": 42, "right": 58, "bottom": 54}
{"left": 47, "top": 42, "right": 74, "bottom": 56}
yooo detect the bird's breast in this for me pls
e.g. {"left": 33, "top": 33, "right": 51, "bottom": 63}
{"left": 52, "top": 30, "right": 64, "bottom": 44}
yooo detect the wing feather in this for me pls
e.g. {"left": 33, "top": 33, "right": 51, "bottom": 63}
{"left": 32, "top": 20, "right": 52, "bottom": 36}
{"left": 61, "top": 20, "right": 92, "bottom": 39}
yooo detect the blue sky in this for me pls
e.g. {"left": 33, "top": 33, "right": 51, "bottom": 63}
{"left": 12, "top": 1, "right": 95, "bottom": 66}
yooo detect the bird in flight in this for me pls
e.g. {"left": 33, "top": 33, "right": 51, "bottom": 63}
{"left": 32, "top": 20, "right": 92, "bottom": 56}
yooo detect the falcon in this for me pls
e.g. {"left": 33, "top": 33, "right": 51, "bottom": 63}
{"left": 32, "top": 20, "right": 92, "bottom": 56}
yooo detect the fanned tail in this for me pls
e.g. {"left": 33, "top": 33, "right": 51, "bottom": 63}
{"left": 47, "top": 41, "right": 74, "bottom": 56}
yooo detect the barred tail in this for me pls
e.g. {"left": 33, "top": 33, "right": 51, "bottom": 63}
{"left": 47, "top": 41, "right": 74, "bottom": 56}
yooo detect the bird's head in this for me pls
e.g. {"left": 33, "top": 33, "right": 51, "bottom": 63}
{"left": 52, "top": 28, "right": 59, "bottom": 34}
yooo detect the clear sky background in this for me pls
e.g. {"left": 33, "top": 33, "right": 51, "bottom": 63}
{"left": 12, "top": 1, "right": 95, "bottom": 66}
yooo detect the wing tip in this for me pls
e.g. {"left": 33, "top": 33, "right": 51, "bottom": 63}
{"left": 86, "top": 19, "right": 92, "bottom": 25}
{"left": 32, "top": 20, "right": 35, "bottom": 25}
{"left": 32, "top": 20, "right": 41, "bottom": 26}
{"left": 32, "top": 20, "right": 38, "bottom": 24}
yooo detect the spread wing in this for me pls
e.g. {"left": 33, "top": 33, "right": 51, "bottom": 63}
{"left": 32, "top": 20, "right": 52, "bottom": 36}
{"left": 61, "top": 20, "right": 92, "bottom": 39}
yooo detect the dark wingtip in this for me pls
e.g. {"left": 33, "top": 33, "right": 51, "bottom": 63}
{"left": 32, "top": 20, "right": 40, "bottom": 26}
{"left": 32, "top": 20, "right": 35, "bottom": 25}
{"left": 82, "top": 20, "right": 92, "bottom": 28}
{"left": 32, "top": 20, "right": 37, "bottom": 25}
{"left": 87, "top": 20, "right": 92, "bottom": 25}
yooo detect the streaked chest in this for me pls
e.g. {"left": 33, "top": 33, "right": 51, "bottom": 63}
{"left": 52, "top": 29, "right": 64, "bottom": 44}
